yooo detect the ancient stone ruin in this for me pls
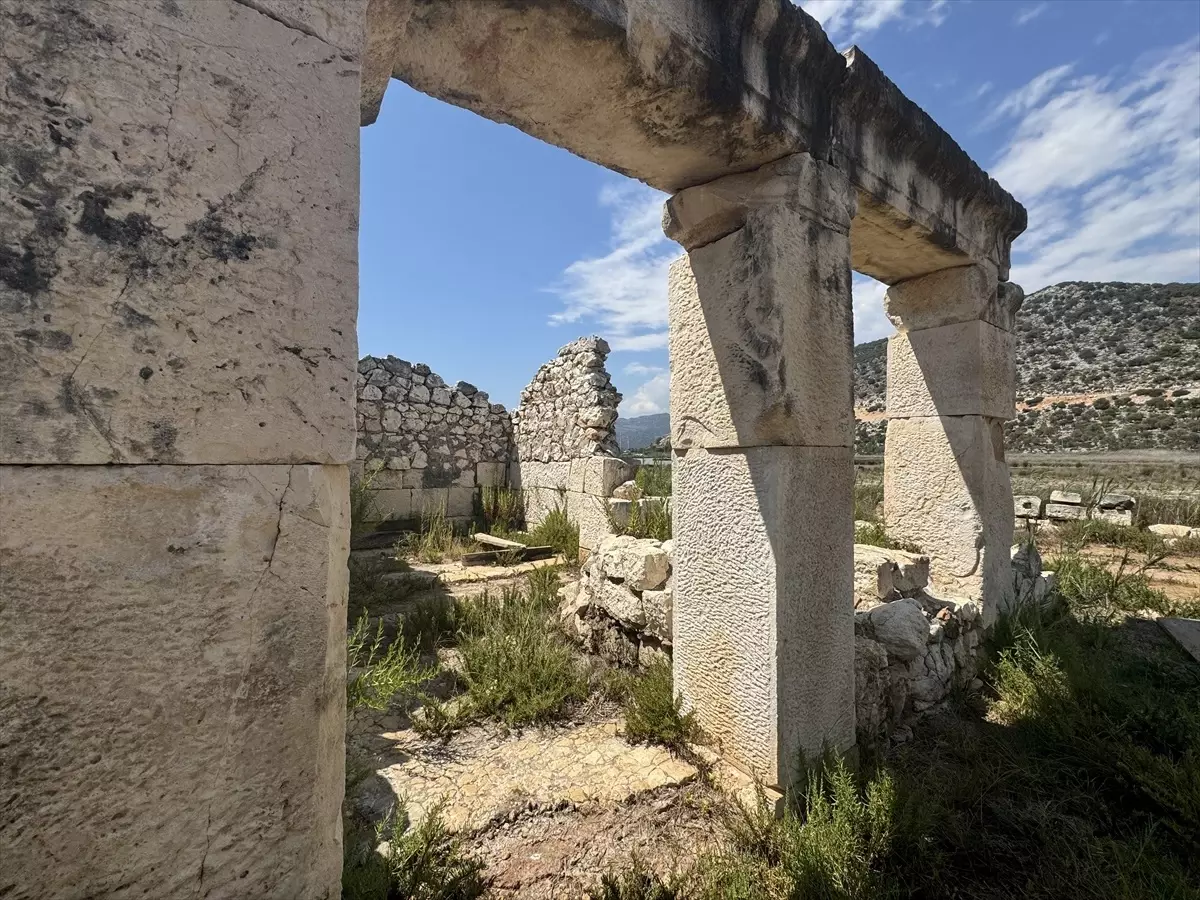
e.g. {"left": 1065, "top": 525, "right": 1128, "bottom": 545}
{"left": 0, "top": 2, "right": 1027, "bottom": 896}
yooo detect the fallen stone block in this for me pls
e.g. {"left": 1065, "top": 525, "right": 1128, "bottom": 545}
{"left": 1098, "top": 493, "right": 1136, "bottom": 511}
{"left": 1045, "top": 502, "right": 1087, "bottom": 521}
{"left": 1014, "top": 495, "right": 1042, "bottom": 517}
{"left": 596, "top": 535, "right": 670, "bottom": 591}
{"left": 1094, "top": 508, "right": 1133, "bottom": 526}
{"left": 1049, "top": 490, "right": 1083, "bottom": 505}
{"left": 1149, "top": 523, "right": 1193, "bottom": 539}
{"left": 640, "top": 588, "right": 673, "bottom": 644}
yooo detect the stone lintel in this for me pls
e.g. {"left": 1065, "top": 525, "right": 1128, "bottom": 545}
{"left": 887, "top": 320, "right": 1016, "bottom": 420}
{"left": 365, "top": 2, "right": 1025, "bottom": 278}
{"left": 667, "top": 163, "right": 855, "bottom": 451}
{"left": 0, "top": 463, "right": 349, "bottom": 899}
{"left": 673, "top": 445, "right": 855, "bottom": 789}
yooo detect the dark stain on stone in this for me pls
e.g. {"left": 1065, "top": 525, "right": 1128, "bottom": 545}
{"left": 186, "top": 213, "right": 259, "bottom": 262}
{"left": 46, "top": 122, "right": 75, "bottom": 150}
{"left": 22, "top": 398, "right": 50, "bottom": 417}
{"left": 14, "top": 327, "right": 72, "bottom": 350}
{"left": 149, "top": 421, "right": 178, "bottom": 460}
{"left": 77, "top": 187, "right": 159, "bottom": 249}
{"left": 115, "top": 302, "right": 156, "bottom": 329}
{"left": 166, "top": 357, "right": 185, "bottom": 372}
{"left": 160, "top": 0, "right": 182, "bottom": 16}
{"left": 0, "top": 246, "right": 52, "bottom": 295}
{"left": 139, "top": 366, "right": 154, "bottom": 380}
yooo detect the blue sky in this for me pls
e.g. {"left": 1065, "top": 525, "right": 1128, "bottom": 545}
{"left": 359, "top": 0, "right": 1200, "bottom": 415}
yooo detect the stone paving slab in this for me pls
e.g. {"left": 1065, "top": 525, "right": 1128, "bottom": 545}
{"left": 370, "top": 721, "right": 697, "bottom": 833}
{"left": 1159, "top": 618, "right": 1200, "bottom": 664}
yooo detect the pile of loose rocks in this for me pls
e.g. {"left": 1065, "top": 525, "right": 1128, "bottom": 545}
{"left": 558, "top": 535, "right": 673, "bottom": 668}
{"left": 356, "top": 355, "right": 512, "bottom": 488}
{"left": 512, "top": 337, "right": 622, "bottom": 462}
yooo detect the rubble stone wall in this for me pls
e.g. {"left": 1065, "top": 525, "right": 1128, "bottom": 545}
{"left": 355, "top": 356, "right": 513, "bottom": 521}
{"left": 511, "top": 338, "right": 631, "bottom": 550}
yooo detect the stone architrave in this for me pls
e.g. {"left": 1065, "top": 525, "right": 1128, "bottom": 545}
{"left": 665, "top": 153, "right": 856, "bottom": 790}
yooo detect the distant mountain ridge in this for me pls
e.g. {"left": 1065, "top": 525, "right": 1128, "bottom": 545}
{"left": 619, "top": 282, "right": 1200, "bottom": 454}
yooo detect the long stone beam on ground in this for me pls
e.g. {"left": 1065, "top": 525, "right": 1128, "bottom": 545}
{"left": 363, "top": 0, "right": 1027, "bottom": 283}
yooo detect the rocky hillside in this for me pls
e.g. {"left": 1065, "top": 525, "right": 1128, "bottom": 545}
{"left": 614, "top": 412, "right": 669, "bottom": 451}
{"left": 854, "top": 281, "right": 1200, "bottom": 454}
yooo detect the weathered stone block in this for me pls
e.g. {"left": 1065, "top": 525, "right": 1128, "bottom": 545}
{"left": 0, "top": 463, "right": 348, "bottom": 898}
{"left": 1095, "top": 508, "right": 1133, "bottom": 526}
{"left": 513, "top": 460, "right": 573, "bottom": 490}
{"left": 1045, "top": 502, "right": 1087, "bottom": 521}
{"left": 476, "top": 461, "right": 507, "bottom": 488}
{"left": 1, "top": 0, "right": 363, "bottom": 465}
{"left": 886, "top": 320, "right": 1015, "bottom": 420}
{"left": 640, "top": 588, "right": 673, "bottom": 644}
{"left": 1014, "top": 495, "right": 1043, "bottom": 517}
{"left": 1049, "top": 490, "right": 1083, "bottom": 505}
{"left": 884, "top": 416, "right": 1013, "bottom": 623}
{"left": 883, "top": 264, "right": 1021, "bottom": 333}
{"left": 667, "top": 166, "right": 854, "bottom": 451}
{"left": 673, "top": 445, "right": 854, "bottom": 789}
{"left": 1098, "top": 493, "right": 1135, "bottom": 511}
{"left": 372, "top": 488, "right": 413, "bottom": 521}
{"left": 582, "top": 456, "right": 638, "bottom": 497}
{"left": 853, "top": 545, "right": 929, "bottom": 605}
{"left": 596, "top": 536, "right": 670, "bottom": 591}
{"left": 865, "top": 599, "right": 928, "bottom": 662}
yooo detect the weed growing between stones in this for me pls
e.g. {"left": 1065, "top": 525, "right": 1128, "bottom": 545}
{"left": 524, "top": 503, "right": 581, "bottom": 563}
{"left": 348, "top": 554, "right": 413, "bottom": 623}
{"left": 342, "top": 802, "right": 485, "bottom": 900}
{"left": 350, "top": 471, "right": 382, "bottom": 537}
{"left": 408, "top": 502, "right": 458, "bottom": 563}
{"left": 852, "top": 473, "right": 883, "bottom": 522}
{"left": 346, "top": 613, "right": 435, "bottom": 713}
{"left": 477, "top": 485, "right": 524, "bottom": 534}
{"left": 853, "top": 521, "right": 921, "bottom": 554}
{"left": 418, "top": 568, "right": 588, "bottom": 732}
{"left": 610, "top": 659, "right": 699, "bottom": 756}
{"left": 635, "top": 461, "right": 672, "bottom": 497}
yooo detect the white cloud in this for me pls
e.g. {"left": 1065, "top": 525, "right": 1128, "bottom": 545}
{"left": 624, "top": 372, "right": 670, "bottom": 416}
{"left": 623, "top": 361, "right": 665, "bottom": 377}
{"left": 547, "top": 181, "right": 674, "bottom": 352}
{"left": 799, "top": 0, "right": 948, "bottom": 45}
{"left": 853, "top": 276, "right": 893, "bottom": 344}
{"left": 991, "top": 43, "right": 1200, "bottom": 290}
{"left": 1014, "top": 3, "right": 1048, "bottom": 26}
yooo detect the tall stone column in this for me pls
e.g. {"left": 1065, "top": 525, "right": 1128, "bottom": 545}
{"left": 662, "top": 154, "right": 857, "bottom": 791}
{"left": 882, "top": 265, "right": 1023, "bottom": 624}
{"left": 0, "top": 2, "right": 364, "bottom": 897}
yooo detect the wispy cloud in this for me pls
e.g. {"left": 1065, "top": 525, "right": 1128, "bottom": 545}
{"left": 547, "top": 182, "right": 673, "bottom": 352}
{"left": 1014, "top": 3, "right": 1048, "bottom": 26}
{"left": 853, "top": 276, "right": 893, "bottom": 344}
{"left": 623, "top": 361, "right": 666, "bottom": 377}
{"left": 992, "top": 41, "right": 1200, "bottom": 290}
{"left": 799, "top": 0, "right": 949, "bottom": 45}
{"left": 624, "top": 372, "right": 670, "bottom": 416}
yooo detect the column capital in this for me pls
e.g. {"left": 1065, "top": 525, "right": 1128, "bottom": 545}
{"left": 662, "top": 153, "right": 856, "bottom": 251}
{"left": 884, "top": 264, "right": 1025, "bottom": 333}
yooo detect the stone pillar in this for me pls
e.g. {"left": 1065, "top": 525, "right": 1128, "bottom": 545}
{"left": 0, "top": 2, "right": 363, "bottom": 897}
{"left": 882, "top": 265, "right": 1023, "bottom": 624}
{"left": 662, "top": 154, "right": 857, "bottom": 790}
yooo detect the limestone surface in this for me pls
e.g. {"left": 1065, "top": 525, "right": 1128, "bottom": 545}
{"left": 1, "top": 0, "right": 362, "bottom": 465}
{"left": 0, "top": 463, "right": 349, "bottom": 899}
{"left": 667, "top": 159, "right": 855, "bottom": 450}
{"left": 672, "top": 445, "right": 855, "bottom": 788}
{"left": 884, "top": 265, "right": 1020, "bottom": 333}
{"left": 886, "top": 320, "right": 1015, "bottom": 420}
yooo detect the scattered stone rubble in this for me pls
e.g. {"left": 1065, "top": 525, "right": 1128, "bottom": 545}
{"left": 512, "top": 338, "right": 622, "bottom": 462}
{"left": 559, "top": 536, "right": 673, "bottom": 668}
{"left": 1014, "top": 490, "right": 1136, "bottom": 526}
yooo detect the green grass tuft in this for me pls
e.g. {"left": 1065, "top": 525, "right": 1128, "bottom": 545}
{"left": 346, "top": 612, "right": 436, "bottom": 713}
{"left": 854, "top": 521, "right": 921, "bottom": 554}
{"left": 614, "top": 658, "right": 699, "bottom": 755}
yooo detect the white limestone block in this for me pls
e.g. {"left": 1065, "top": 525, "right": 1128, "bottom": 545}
{"left": 866, "top": 599, "right": 929, "bottom": 662}
{"left": 884, "top": 415, "right": 1013, "bottom": 624}
{"left": 883, "top": 263, "right": 1020, "bottom": 333}
{"left": 673, "top": 444, "right": 854, "bottom": 788}
{"left": 667, "top": 168, "right": 855, "bottom": 451}
{"left": 596, "top": 535, "right": 670, "bottom": 591}
{"left": 475, "top": 461, "right": 506, "bottom": 488}
{"left": 886, "top": 320, "right": 1015, "bottom": 420}
{"left": 1045, "top": 502, "right": 1087, "bottom": 521}
{"left": 1049, "top": 490, "right": 1083, "bottom": 505}
{"left": 0, "top": 463, "right": 349, "bottom": 897}
{"left": 1014, "top": 495, "right": 1042, "bottom": 517}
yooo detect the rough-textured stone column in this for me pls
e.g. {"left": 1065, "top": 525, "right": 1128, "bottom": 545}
{"left": 882, "top": 265, "right": 1023, "bottom": 624}
{"left": 662, "top": 154, "right": 857, "bottom": 790}
{"left": 0, "top": 2, "right": 363, "bottom": 896}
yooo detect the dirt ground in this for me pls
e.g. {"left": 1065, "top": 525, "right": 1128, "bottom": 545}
{"left": 1080, "top": 546, "right": 1200, "bottom": 603}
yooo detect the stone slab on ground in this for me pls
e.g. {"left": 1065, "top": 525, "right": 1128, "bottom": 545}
{"left": 365, "top": 721, "right": 696, "bottom": 833}
{"left": 1159, "top": 618, "right": 1200, "bottom": 665}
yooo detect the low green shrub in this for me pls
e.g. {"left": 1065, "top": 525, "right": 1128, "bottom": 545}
{"left": 346, "top": 613, "right": 436, "bottom": 713}
{"left": 854, "top": 521, "right": 921, "bottom": 553}
{"left": 524, "top": 498, "right": 580, "bottom": 563}
{"left": 342, "top": 803, "right": 486, "bottom": 900}
{"left": 635, "top": 462, "right": 673, "bottom": 498}
{"left": 589, "top": 857, "right": 680, "bottom": 900}
{"left": 608, "top": 497, "right": 672, "bottom": 542}
{"left": 615, "top": 658, "right": 699, "bottom": 755}
{"left": 478, "top": 485, "right": 524, "bottom": 534}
